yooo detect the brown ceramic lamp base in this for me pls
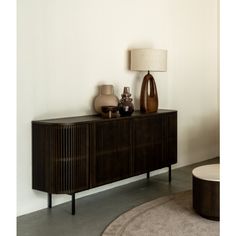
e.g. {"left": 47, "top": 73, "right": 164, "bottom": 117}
{"left": 140, "top": 72, "right": 158, "bottom": 113}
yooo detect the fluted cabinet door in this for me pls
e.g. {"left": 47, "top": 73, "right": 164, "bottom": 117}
{"left": 164, "top": 112, "right": 177, "bottom": 165}
{"left": 32, "top": 123, "right": 89, "bottom": 194}
{"left": 133, "top": 116, "right": 164, "bottom": 175}
{"left": 91, "top": 119, "right": 132, "bottom": 187}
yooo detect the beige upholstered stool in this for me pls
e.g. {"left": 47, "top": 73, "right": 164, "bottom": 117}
{"left": 192, "top": 164, "right": 220, "bottom": 221}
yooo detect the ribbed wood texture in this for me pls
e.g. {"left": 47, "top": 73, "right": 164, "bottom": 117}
{"left": 32, "top": 110, "right": 177, "bottom": 196}
{"left": 133, "top": 116, "right": 163, "bottom": 175}
{"left": 91, "top": 119, "right": 132, "bottom": 187}
{"left": 165, "top": 112, "right": 177, "bottom": 165}
{"left": 32, "top": 123, "right": 89, "bottom": 194}
{"left": 193, "top": 176, "right": 220, "bottom": 220}
{"left": 133, "top": 113, "right": 177, "bottom": 175}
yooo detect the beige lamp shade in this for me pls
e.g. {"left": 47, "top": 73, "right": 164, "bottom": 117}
{"left": 130, "top": 49, "right": 167, "bottom": 72}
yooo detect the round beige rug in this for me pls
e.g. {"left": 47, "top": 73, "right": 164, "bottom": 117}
{"left": 102, "top": 191, "right": 219, "bottom": 236}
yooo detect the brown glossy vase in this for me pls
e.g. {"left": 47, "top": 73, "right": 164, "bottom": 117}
{"left": 140, "top": 72, "right": 158, "bottom": 113}
{"left": 118, "top": 87, "right": 134, "bottom": 117}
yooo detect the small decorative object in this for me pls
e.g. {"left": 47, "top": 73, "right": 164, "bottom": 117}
{"left": 130, "top": 48, "right": 167, "bottom": 113}
{"left": 118, "top": 87, "right": 134, "bottom": 117}
{"left": 94, "top": 85, "right": 119, "bottom": 114}
{"left": 101, "top": 106, "right": 118, "bottom": 119}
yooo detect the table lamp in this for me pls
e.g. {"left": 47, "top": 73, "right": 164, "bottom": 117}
{"left": 130, "top": 48, "right": 167, "bottom": 113}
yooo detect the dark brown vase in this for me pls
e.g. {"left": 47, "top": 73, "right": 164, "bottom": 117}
{"left": 140, "top": 72, "right": 158, "bottom": 113}
{"left": 118, "top": 87, "right": 134, "bottom": 117}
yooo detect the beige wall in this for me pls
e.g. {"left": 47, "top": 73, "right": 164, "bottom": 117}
{"left": 17, "top": 0, "right": 219, "bottom": 216}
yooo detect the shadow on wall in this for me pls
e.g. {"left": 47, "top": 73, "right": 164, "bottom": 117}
{"left": 183, "top": 112, "right": 219, "bottom": 162}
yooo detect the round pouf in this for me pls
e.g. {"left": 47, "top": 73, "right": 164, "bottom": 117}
{"left": 192, "top": 164, "right": 219, "bottom": 221}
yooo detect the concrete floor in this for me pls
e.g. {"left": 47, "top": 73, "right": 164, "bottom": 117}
{"left": 17, "top": 157, "right": 219, "bottom": 236}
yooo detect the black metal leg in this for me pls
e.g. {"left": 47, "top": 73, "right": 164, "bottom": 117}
{"left": 72, "top": 193, "right": 75, "bottom": 215}
{"left": 168, "top": 165, "right": 172, "bottom": 182}
{"left": 48, "top": 193, "right": 52, "bottom": 208}
{"left": 147, "top": 172, "right": 150, "bottom": 179}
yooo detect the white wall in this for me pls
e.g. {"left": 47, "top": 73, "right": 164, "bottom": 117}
{"left": 17, "top": 0, "right": 219, "bottom": 216}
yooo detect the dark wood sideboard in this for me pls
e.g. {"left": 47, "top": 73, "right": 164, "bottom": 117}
{"left": 32, "top": 109, "right": 177, "bottom": 214}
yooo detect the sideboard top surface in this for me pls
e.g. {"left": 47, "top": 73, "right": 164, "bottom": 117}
{"left": 32, "top": 109, "right": 177, "bottom": 125}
